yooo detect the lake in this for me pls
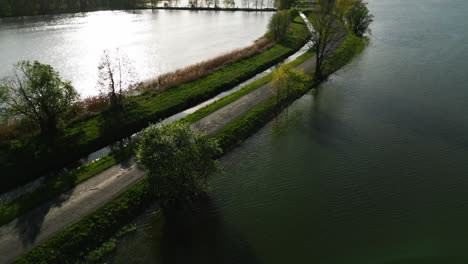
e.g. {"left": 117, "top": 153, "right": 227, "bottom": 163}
{"left": 0, "top": 9, "right": 272, "bottom": 97}
{"left": 112, "top": 0, "right": 468, "bottom": 263}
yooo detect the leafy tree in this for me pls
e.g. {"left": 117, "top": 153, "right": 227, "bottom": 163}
{"left": 345, "top": 0, "right": 373, "bottom": 36}
{"left": 0, "top": 61, "right": 78, "bottom": 135}
{"left": 223, "top": 0, "right": 235, "bottom": 8}
{"left": 97, "top": 49, "right": 138, "bottom": 110}
{"left": 136, "top": 122, "right": 222, "bottom": 209}
{"left": 272, "top": 63, "right": 307, "bottom": 105}
{"left": 309, "top": 0, "right": 346, "bottom": 80}
{"left": 276, "top": 0, "right": 295, "bottom": 10}
{"left": 268, "top": 11, "right": 291, "bottom": 42}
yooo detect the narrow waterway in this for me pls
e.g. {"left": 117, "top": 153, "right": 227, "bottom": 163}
{"left": 111, "top": 0, "right": 468, "bottom": 263}
{"left": 0, "top": 9, "right": 272, "bottom": 97}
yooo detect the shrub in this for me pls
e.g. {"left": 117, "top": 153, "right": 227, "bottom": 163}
{"left": 268, "top": 11, "right": 291, "bottom": 41}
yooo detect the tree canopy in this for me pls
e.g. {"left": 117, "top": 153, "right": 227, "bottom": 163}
{"left": 136, "top": 122, "right": 222, "bottom": 209}
{"left": 268, "top": 11, "right": 291, "bottom": 42}
{"left": 336, "top": 0, "right": 373, "bottom": 36}
{"left": 0, "top": 61, "right": 78, "bottom": 135}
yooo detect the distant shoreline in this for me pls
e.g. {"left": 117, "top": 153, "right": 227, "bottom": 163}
{"left": 0, "top": 6, "right": 276, "bottom": 19}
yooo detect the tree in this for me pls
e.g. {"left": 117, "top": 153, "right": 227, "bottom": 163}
{"left": 276, "top": 0, "right": 295, "bottom": 10}
{"left": 272, "top": 63, "right": 307, "bottom": 105}
{"left": 136, "top": 122, "right": 222, "bottom": 209}
{"left": 345, "top": 0, "right": 373, "bottom": 36}
{"left": 0, "top": 61, "right": 78, "bottom": 135}
{"left": 268, "top": 11, "right": 291, "bottom": 42}
{"left": 223, "top": 0, "right": 235, "bottom": 8}
{"left": 97, "top": 49, "right": 138, "bottom": 110}
{"left": 309, "top": 0, "right": 346, "bottom": 80}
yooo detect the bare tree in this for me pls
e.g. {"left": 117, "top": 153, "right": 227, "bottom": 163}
{"left": 97, "top": 49, "right": 139, "bottom": 110}
{"left": 309, "top": 0, "right": 346, "bottom": 80}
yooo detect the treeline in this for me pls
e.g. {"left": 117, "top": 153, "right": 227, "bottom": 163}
{"left": 0, "top": 0, "right": 144, "bottom": 17}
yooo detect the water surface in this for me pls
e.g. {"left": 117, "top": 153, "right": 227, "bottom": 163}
{"left": 0, "top": 10, "right": 272, "bottom": 96}
{"left": 112, "top": 0, "right": 468, "bottom": 263}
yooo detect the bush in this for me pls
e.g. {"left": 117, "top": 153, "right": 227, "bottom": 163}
{"left": 268, "top": 11, "right": 291, "bottom": 41}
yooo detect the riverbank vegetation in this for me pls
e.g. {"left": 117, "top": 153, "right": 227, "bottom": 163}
{"left": 141, "top": 37, "right": 273, "bottom": 92}
{"left": 0, "top": 11, "right": 309, "bottom": 227}
{"left": 0, "top": 0, "right": 278, "bottom": 18}
{"left": 0, "top": 61, "right": 78, "bottom": 136}
{"left": 16, "top": 30, "right": 368, "bottom": 263}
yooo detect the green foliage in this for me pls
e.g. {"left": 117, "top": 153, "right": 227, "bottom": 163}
{"left": 216, "top": 35, "right": 368, "bottom": 152}
{"left": 83, "top": 224, "right": 136, "bottom": 263}
{"left": 14, "top": 33, "right": 366, "bottom": 264}
{"left": 323, "top": 34, "right": 368, "bottom": 74}
{"left": 15, "top": 180, "right": 152, "bottom": 264}
{"left": 336, "top": 0, "right": 374, "bottom": 36}
{"left": 268, "top": 11, "right": 291, "bottom": 41}
{"left": 182, "top": 49, "right": 315, "bottom": 125}
{"left": 272, "top": 63, "right": 308, "bottom": 105}
{"left": 346, "top": 0, "right": 373, "bottom": 36}
{"left": 0, "top": 0, "right": 12, "bottom": 16}
{"left": 0, "top": 13, "right": 310, "bottom": 193}
{"left": 276, "top": 0, "right": 295, "bottom": 10}
{"left": 136, "top": 123, "right": 222, "bottom": 209}
{"left": 0, "top": 61, "right": 78, "bottom": 135}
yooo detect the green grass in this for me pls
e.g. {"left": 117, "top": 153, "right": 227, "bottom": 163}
{"left": 15, "top": 33, "right": 367, "bottom": 264}
{"left": 182, "top": 49, "right": 316, "bottom": 124}
{"left": 0, "top": 13, "right": 310, "bottom": 194}
{"left": 15, "top": 180, "right": 152, "bottom": 264}
{"left": 0, "top": 12, "right": 310, "bottom": 226}
{"left": 83, "top": 224, "right": 137, "bottom": 263}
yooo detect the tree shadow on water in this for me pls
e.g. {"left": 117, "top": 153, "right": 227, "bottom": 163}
{"left": 158, "top": 196, "right": 259, "bottom": 264}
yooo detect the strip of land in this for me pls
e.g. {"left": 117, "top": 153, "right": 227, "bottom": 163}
{"left": 0, "top": 13, "right": 316, "bottom": 264}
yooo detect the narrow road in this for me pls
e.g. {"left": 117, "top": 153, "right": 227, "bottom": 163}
{"left": 192, "top": 53, "right": 316, "bottom": 134}
{"left": 0, "top": 12, "right": 315, "bottom": 264}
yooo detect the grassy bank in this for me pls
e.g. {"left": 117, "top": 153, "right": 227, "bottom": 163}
{"left": 0, "top": 14, "right": 310, "bottom": 194}
{"left": 0, "top": 51, "right": 313, "bottom": 228}
{"left": 15, "top": 33, "right": 367, "bottom": 264}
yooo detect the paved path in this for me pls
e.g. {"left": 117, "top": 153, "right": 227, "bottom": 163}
{"left": 192, "top": 53, "right": 316, "bottom": 134}
{"left": 0, "top": 12, "right": 315, "bottom": 264}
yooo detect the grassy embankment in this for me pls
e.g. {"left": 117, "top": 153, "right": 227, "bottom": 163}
{"left": 0, "top": 13, "right": 309, "bottom": 193}
{"left": 0, "top": 14, "right": 310, "bottom": 226}
{"left": 16, "top": 32, "right": 368, "bottom": 264}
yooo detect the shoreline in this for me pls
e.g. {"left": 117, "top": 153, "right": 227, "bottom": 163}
{"left": 12, "top": 13, "right": 369, "bottom": 263}
{"left": 0, "top": 6, "right": 276, "bottom": 19}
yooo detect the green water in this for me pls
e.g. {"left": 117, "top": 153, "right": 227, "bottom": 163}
{"left": 110, "top": 0, "right": 468, "bottom": 263}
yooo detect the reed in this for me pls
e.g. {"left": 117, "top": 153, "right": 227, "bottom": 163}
{"left": 142, "top": 38, "right": 273, "bottom": 92}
